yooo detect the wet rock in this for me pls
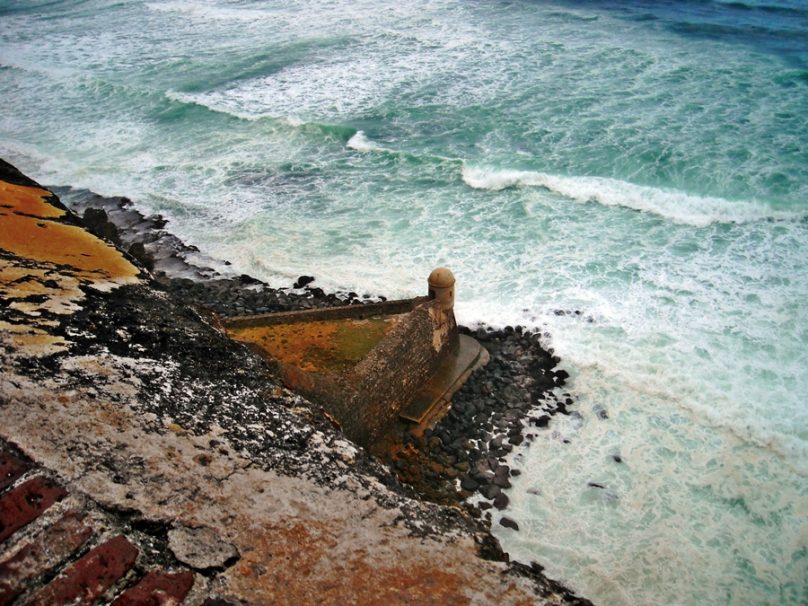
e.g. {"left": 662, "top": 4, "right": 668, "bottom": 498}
{"left": 460, "top": 476, "right": 479, "bottom": 491}
{"left": 492, "top": 474, "right": 511, "bottom": 489}
{"left": 454, "top": 461, "right": 469, "bottom": 473}
{"left": 499, "top": 517, "right": 519, "bottom": 531}
{"left": 127, "top": 242, "right": 155, "bottom": 271}
{"left": 493, "top": 465, "right": 510, "bottom": 479}
{"left": 474, "top": 460, "right": 492, "bottom": 476}
{"left": 553, "top": 368, "right": 570, "bottom": 385}
{"left": 238, "top": 273, "right": 262, "bottom": 285}
{"left": 82, "top": 207, "right": 122, "bottom": 246}
{"left": 493, "top": 493, "right": 509, "bottom": 510}
{"left": 293, "top": 275, "right": 315, "bottom": 288}
{"left": 481, "top": 484, "right": 501, "bottom": 500}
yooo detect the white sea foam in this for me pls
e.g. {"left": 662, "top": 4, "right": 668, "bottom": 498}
{"left": 157, "top": 7, "right": 505, "bottom": 123}
{"left": 165, "top": 57, "right": 392, "bottom": 122}
{"left": 166, "top": 90, "right": 317, "bottom": 133}
{"left": 493, "top": 360, "right": 808, "bottom": 606}
{"left": 165, "top": 90, "right": 258, "bottom": 121}
{"left": 346, "top": 131, "right": 383, "bottom": 152}
{"left": 462, "top": 166, "right": 806, "bottom": 227}
{"left": 145, "top": 1, "right": 271, "bottom": 22}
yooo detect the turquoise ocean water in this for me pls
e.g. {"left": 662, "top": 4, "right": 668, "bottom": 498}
{"left": 1, "top": 1, "right": 806, "bottom": 603}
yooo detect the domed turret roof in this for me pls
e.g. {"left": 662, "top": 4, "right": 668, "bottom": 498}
{"left": 428, "top": 267, "right": 455, "bottom": 288}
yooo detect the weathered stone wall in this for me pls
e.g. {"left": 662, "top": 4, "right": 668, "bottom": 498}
{"left": 225, "top": 297, "right": 425, "bottom": 327}
{"left": 228, "top": 297, "right": 460, "bottom": 447}
{"left": 337, "top": 299, "right": 459, "bottom": 446}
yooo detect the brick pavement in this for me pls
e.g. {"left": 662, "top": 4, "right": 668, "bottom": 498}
{"left": 0, "top": 442, "right": 196, "bottom": 606}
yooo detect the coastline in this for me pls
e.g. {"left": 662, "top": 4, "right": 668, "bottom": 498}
{"left": 3, "top": 0, "right": 806, "bottom": 601}
{"left": 1, "top": 163, "right": 592, "bottom": 605}
{"left": 55, "top": 182, "right": 580, "bottom": 525}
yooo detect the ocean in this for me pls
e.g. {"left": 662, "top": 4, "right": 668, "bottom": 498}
{"left": 1, "top": 0, "right": 806, "bottom": 603}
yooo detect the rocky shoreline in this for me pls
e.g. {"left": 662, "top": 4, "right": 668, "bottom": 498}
{"left": 55, "top": 185, "right": 579, "bottom": 511}
{"left": 35, "top": 179, "right": 592, "bottom": 604}
{"left": 380, "top": 326, "right": 575, "bottom": 525}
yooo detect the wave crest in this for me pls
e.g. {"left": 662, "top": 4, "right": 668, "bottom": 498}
{"left": 346, "top": 131, "right": 384, "bottom": 153}
{"left": 461, "top": 166, "right": 806, "bottom": 227}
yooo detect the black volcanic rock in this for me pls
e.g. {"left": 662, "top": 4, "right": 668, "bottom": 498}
{"left": 499, "top": 516, "right": 519, "bottom": 531}
{"left": 294, "top": 275, "right": 315, "bottom": 288}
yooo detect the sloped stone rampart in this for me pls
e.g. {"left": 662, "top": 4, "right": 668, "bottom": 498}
{"left": 226, "top": 297, "right": 459, "bottom": 447}
{"left": 340, "top": 300, "right": 458, "bottom": 446}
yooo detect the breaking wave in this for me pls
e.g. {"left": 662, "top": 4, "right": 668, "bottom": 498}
{"left": 346, "top": 130, "right": 384, "bottom": 152}
{"left": 462, "top": 166, "right": 806, "bottom": 227}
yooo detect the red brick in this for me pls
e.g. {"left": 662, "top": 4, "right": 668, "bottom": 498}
{"left": 28, "top": 535, "right": 138, "bottom": 606}
{"left": 0, "top": 453, "right": 29, "bottom": 492}
{"left": 0, "top": 511, "right": 93, "bottom": 606}
{"left": 112, "top": 570, "right": 195, "bottom": 605}
{"left": 0, "top": 476, "right": 66, "bottom": 543}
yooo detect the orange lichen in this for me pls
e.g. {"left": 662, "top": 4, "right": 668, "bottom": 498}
{"left": 222, "top": 518, "right": 534, "bottom": 606}
{"left": 0, "top": 179, "right": 138, "bottom": 284}
{"left": 0, "top": 260, "right": 84, "bottom": 317}
{"left": 0, "top": 179, "right": 140, "bottom": 357}
{"left": 227, "top": 316, "right": 402, "bottom": 374}
{"left": 0, "top": 320, "right": 68, "bottom": 356}
{"left": 0, "top": 212, "right": 139, "bottom": 284}
{"left": 0, "top": 181, "right": 65, "bottom": 218}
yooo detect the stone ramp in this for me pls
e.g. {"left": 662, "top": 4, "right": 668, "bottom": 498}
{"left": 401, "top": 334, "right": 489, "bottom": 425}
